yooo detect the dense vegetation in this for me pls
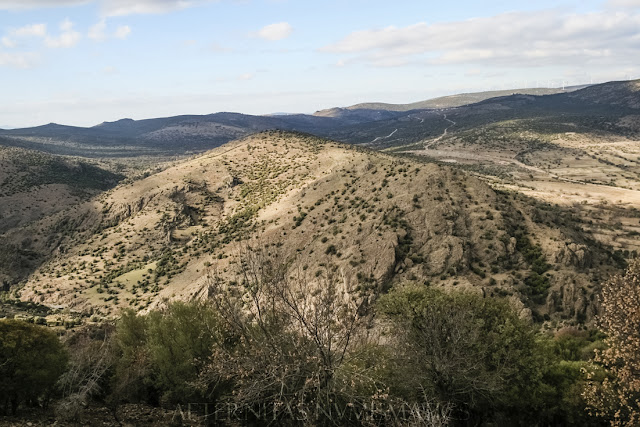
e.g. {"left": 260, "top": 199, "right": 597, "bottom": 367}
{"left": 7, "top": 255, "right": 639, "bottom": 425}
{"left": 584, "top": 260, "right": 640, "bottom": 425}
{"left": 0, "top": 148, "right": 124, "bottom": 197}
{"left": 0, "top": 319, "right": 68, "bottom": 415}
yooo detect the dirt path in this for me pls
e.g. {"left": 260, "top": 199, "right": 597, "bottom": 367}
{"left": 370, "top": 128, "right": 398, "bottom": 144}
{"left": 423, "top": 114, "right": 456, "bottom": 149}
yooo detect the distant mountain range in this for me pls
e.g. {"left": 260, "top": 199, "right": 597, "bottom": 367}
{"left": 314, "top": 87, "right": 585, "bottom": 116}
{"left": 1, "top": 81, "right": 638, "bottom": 158}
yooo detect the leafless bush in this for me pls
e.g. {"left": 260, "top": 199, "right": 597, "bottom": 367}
{"left": 55, "top": 325, "right": 116, "bottom": 422}
{"left": 199, "top": 246, "right": 451, "bottom": 425}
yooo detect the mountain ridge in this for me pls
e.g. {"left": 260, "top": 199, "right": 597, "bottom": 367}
{"left": 314, "top": 86, "right": 589, "bottom": 116}
{"left": 1, "top": 80, "right": 637, "bottom": 159}
{"left": 6, "top": 130, "right": 617, "bottom": 327}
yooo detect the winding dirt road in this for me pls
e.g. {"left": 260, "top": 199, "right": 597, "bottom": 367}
{"left": 423, "top": 114, "right": 456, "bottom": 149}
{"left": 370, "top": 128, "right": 398, "bottom": 144}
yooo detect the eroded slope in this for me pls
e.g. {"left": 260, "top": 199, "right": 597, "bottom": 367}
{"left": 14, "top": 131, "right": 618, "bottom": 325}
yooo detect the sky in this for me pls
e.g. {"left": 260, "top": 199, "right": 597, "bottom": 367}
{"left": 1, "top": 0, "right": 639, "bottom": 128}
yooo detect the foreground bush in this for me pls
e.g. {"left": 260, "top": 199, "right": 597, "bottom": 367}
{"left": 584, "top": 260, "right": 640, "bottom": 426}
{"left": 0, "top": 319, "right": 68, "bottom": 415}
{"left": 378, "top": 286, "right": 546, "bottom": 424}
{"left": 55, "top": 324, "right": 117, "bottom": 421}
{"left": 377, "top": 285, "right": 608, "bottom": 426}
{"left": 112, "top": 301, "right": 228, "bottom": 406}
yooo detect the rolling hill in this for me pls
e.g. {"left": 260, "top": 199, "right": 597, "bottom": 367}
{"left": 316, "top": 86, "right": 579, "bottom": 115}
{"left": 0, "top": 112, "right": 347, "bottom": 158}
{"left": 0, "top": 147, "right": 124, "bottom": 290}
{"left": 5, "top": 131, "right": 619, "bottom": 327}
{"left": 325, "top": 80, "right": 640, "bottom": 149}
{"left": 4, "top": 80, "right": 640, "bottom": 325}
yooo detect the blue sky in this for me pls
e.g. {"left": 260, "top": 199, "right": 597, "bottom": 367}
{"left": 1, "top": 0, "right": 639, "bottom": 128}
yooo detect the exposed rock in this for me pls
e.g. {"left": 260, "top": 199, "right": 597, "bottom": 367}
{"left": 509, "top": 295, "right": 532, "bottom": 321}
{"left": 426, "top": 236, "right": 465, "bottom": 275}
{"left": 553, "top": 243, "right": 591, "bottom": 269}
{"left": 546, "top": 275, "right": 594, "bottom": 322}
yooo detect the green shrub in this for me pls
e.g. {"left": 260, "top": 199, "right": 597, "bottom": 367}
{"left": 112, "top": 302, "right": 228, "bottom": 406}
{"left": 378, "top": 286, "right": 546, "bottom": 424}
{"left": 0, "top": 319, "right": 68, "bottom": 415}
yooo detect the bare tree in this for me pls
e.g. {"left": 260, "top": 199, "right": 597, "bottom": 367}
{"left": 200, "top": 246, "right": 451, "bottom": 425}
{"left": 55, "top": 325, "right": 117, "bottom": 422}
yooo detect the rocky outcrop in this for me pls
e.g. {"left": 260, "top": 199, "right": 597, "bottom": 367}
{"left": 425, "top": 236, "right": 465, "bottom": 275}
{"left": 553, "top": 243, "right": 591, "bottom": 269}
{"left": 546, "top": 275, "right": 597, "bottom": 322}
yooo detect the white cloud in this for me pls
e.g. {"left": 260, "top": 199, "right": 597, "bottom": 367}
{"left": 114, "top": 25, "right": 131, "bottom": 39}
{"left": 1, "top": 37, "right": 15, "bottom": 48}
{"left": 464, "top": 69, "right": 483, "bottom": 77}
{"left": 88, "top": 20, "right": 131, "bottom": 41}
{"left": 0, "top": 0, "right": 88, "bottom": 9}
{"left": 45, "top": 19, "right": 81, "bottom": 48}
{"left": 238, "top": 72, "right": 253, "bottom": 80}
{"left": 101, "top": 0, "right": 200, "bottom": 17}
{"left": 60, "top": 18, "right": 74, "bottom": 32}
{"left": 0, "top": 50, "right": 38, "bottom": 68}
{"left": 2, "top": 23, "right": 47, "bottom": 51}
{"left": 88, "top": 19, "right": 107, "bottom": 41}
{"left": 607, "top": 0, "right": 640, "bottom": 8}
{"left": 321, "top": 10, "right": 640, "bottom": 68}
{"left": 0, "top": 0, "right": 211, "bottom": 15}
{"left": 11, "top": 23, "right": 47, "bottom": 38}
{"left": 255, "top": 22, "right": 293, "bottom": 41}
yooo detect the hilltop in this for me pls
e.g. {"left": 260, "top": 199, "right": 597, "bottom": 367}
{"left": 315, "top": 86, "right": 575, "bottom": 116}
{"left": 566, "top": 79, "right": 640, "bottom": 109}
{"left": 6, "top": 131, "right": 618, "bottom": 326}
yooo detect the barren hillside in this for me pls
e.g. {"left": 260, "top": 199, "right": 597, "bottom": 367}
{"left": 7, "top": 131, "right": 618, "bottom": 326}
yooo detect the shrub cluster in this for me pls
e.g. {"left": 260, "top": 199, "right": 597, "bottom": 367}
{"left": 1, "top": 257, "right": 612, "bottom": 426}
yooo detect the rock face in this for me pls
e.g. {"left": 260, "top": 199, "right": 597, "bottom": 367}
{"left": 425, "top": 236, "right": 465, "bottom": 276}
{"left": 14, "top": 131, "right": 616, "bottom": 325}
{"left": 554, "top": 243, "right": 591, "bottom": 269}
{"left": 546, "top": 275, "right": 596, "bottom": 323}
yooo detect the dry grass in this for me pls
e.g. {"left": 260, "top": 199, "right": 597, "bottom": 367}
{"left": 8, "top": 131, "right": 616, "bottom": 329}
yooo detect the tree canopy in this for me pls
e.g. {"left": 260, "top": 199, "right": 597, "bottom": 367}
{"left": 0, "top": 319, "right": 68, "bottom": 415}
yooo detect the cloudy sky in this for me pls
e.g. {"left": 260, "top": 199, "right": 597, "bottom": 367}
{"left": 1, "top": 0, "right": 639, "bottom": 128}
